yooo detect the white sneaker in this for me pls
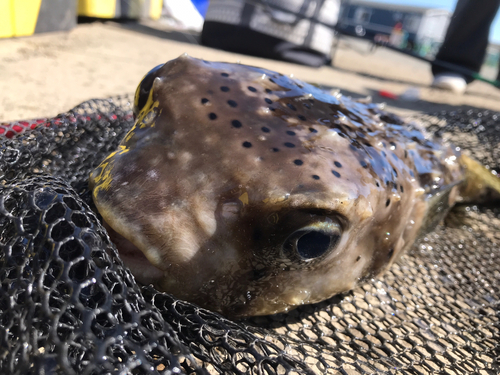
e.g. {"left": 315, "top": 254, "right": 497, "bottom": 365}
{"left": 431, "top": 73, "right": 467, "bottom": 94}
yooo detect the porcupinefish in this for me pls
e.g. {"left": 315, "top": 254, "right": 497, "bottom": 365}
{"left": 89, "top": 55, "right": 499, "bottom": 318}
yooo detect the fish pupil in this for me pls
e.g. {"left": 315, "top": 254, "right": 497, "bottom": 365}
{"left": 295, "top": 231, "right": 336, "bottom": 259}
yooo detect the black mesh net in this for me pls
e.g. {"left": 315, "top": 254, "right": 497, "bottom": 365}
{"left": 0, "top": 96, "right": 499, "bottom": 375}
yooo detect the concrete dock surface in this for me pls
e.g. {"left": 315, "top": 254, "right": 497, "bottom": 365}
{"left": 1, "top": 21, "right": 499, "bottom": 122}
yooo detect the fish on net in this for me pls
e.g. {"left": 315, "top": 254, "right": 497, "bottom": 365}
{"left": 0, "top": 95, "right": 498, "bottom": 374}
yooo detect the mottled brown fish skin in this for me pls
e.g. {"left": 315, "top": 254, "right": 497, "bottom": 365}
{"left": 90, "top": 55, "right": 463, "bottom": 317}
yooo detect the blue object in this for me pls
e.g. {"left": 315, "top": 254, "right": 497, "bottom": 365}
{"left": 191, "top": 0, "right": 209, "bottom": 17}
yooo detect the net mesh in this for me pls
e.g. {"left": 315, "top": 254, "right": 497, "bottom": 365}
{"left": 0, "top": 96, "right": 498, "bottom": 375}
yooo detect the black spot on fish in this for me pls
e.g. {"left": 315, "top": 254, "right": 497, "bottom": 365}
{"left": 242, "top": 141, "right": 252, "bottom": 148}
{"left": 386, "top": 199, "right": 391, "bottom": 207}
{"left": 332, "top": 170, "right": 341, "bottom": 178}
{"left": 376, "top": 182, "right": 380, "bottom": 187}
{"left": 303, "top": 103, "right": 311, "bottom": 109}
{"left": 221, "top": 73, "right": 229, "bottom": 77}
{"left": 248, "top": 86, "right": 257, "bottom": 92}
{"left": 261, "top": 127, "right": 270, "bottom": 133}
{"left": 287, "top": 103, "right": 297, "bottom": 111}
{"left": 286, "top": 131, "right": 296, "bottom": 136}
{"left": 227, "top": 100, "right": 237, "bottom": 108}
{"left": 312, "top": 175, "right": 320, "bottom": 180}
{"left": 350, "top": 140, "right": 363, "bottom": 149}
{"left": 393, "top": 168, "right": 398, "bottom": 177}
{"left": 269, "top": 78, "right": 275, "bottom": 83}
{"left": 294, "top": 159, "right": 303, "bottom": 166}
{"left": 265, "top": 89, "right": 272, "bottom": 94}
{"left": 360, "top": 160, "right": 369, "bottom": 168}
{"left": 284, "top": 142, "right": 295, "bottom": 148}
{"left": 220, "top": 86, "right": 230, "bottom": 92}
{"left": 298, "top": 115, "right": 306, "bottom": 121}
{"left": 265, "top": 98, "right": 273, "bottom": 104}
{"left": 201, "top": 98, "right": 209, "bottom": 104}
{"left": 388, "top": 248, "right": 394, "bottom": 259}
{"left": 231, "top": 120, "right": 242, "bottom": 128}
{"left": 309, "top": 127, "right": 317, "bottom": 133}
{"left": 253, "top": 227, "right": 263, "bottom": 241}
{"left": 356, "top": 255, "right": 361, "bottom": 262}
{"left": 252, "top": 268, "right": 266, "bottom": 281}
{"left": 209, "top": 113, "right": 217, "bottom": 120}
{"left": 334, "top": 161, "right": 342, "bottom": 168}
{"left": 272, "top": 148, "right": 279, "bottom": 152}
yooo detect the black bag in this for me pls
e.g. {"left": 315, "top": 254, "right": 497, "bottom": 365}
{"left": 201, "top": 0, "right": 340, "bottom": 67}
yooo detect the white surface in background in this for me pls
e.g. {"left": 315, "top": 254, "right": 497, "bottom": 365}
{"left": 163, "top": 0, "right": 204, "bottom": 31}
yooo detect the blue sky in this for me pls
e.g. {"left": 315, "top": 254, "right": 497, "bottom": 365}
{"left": 364, "top": 0, "right": 500, "bottom": 44}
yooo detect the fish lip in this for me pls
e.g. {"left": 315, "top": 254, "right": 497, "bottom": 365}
{"left": 223, "top": 284, "right": 305, "bottom": 318}
{"left": 118, "top": 249, "right": 165, "bottom": 284}
{"left": 225, "top": 300, "right": 291, "bottom": 318}
{"left": 102, "top": 219, "right": 165, "bottom": 284}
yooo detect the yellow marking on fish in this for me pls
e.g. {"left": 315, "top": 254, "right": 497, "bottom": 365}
{"left": 139, "top": 108, "right": 160, "bottom": 129}
{"left": 133, "top": 80, "right": 141, "bottom": 111}
{"left": 92, "top": 161, "right": 114, "bottom": 197}
{"left": 238, "top": 192, "right": 249, "bottom": 205}
{"left": 267, "top": 213, "right": 279, "bottom": 224}
{"left": 126, "top": 82, "right": 162, "bottom": 143}
{"left": 133, "top": 69, "right": 152, "bottom": 111}
{"left": 137, "top": 78, "right": 161, "bottom": 124}
{"left": 92, "top": 145, "right": 129, "bottom": 196}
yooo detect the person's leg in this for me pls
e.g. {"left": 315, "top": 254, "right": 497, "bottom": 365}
{"left": 432, "top": 0, "right": 500, "bottom": 83}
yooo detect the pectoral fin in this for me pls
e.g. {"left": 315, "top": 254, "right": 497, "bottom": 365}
{"left": 460, "top": 154, "right": 500, "bottom": 203}
{"left": 420, "top": 181, "right": 461, "bottom": 235}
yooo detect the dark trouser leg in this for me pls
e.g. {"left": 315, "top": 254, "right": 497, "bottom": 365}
{"left": 432, "top": 0, "right": 500, "bottom": 82}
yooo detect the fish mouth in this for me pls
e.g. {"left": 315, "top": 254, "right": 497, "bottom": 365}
{"left": 103, "top": 220, "right": 164, "bottom": 285}
{"left": 227, "top": 293, "right": 308, "bottom": 318}
{"left": 219, "top": 274, "right": 315, "bottom": 318}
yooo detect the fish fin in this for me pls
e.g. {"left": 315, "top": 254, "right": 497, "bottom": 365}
{"left": 460, "top": 154, "right": 500, "bottom": 203}
{"left": 420, "top": 181, "right": 461, "bottom": 235}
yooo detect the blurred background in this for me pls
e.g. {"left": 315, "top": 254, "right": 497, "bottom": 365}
{"left": 1, "top": 0, "right": 499, "bottom": 122}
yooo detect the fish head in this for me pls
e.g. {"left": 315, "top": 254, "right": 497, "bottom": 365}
{"left": 90, "top": 55, "right": 428, "bottom": 317}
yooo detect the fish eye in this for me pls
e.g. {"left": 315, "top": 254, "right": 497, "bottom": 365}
{"left": 283, "top": 219, "right": 342, "bottom": 261}
{"left": 133, "top": 63, "right": 164, "bottom": 117}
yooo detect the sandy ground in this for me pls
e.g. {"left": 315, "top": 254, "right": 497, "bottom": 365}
{"left": 1, "top": 21, "right": 499, "bottom": 122}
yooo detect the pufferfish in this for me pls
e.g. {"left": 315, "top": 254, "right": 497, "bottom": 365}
{"left": 89, "top": 54, "right": 499, "bottom": 318}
